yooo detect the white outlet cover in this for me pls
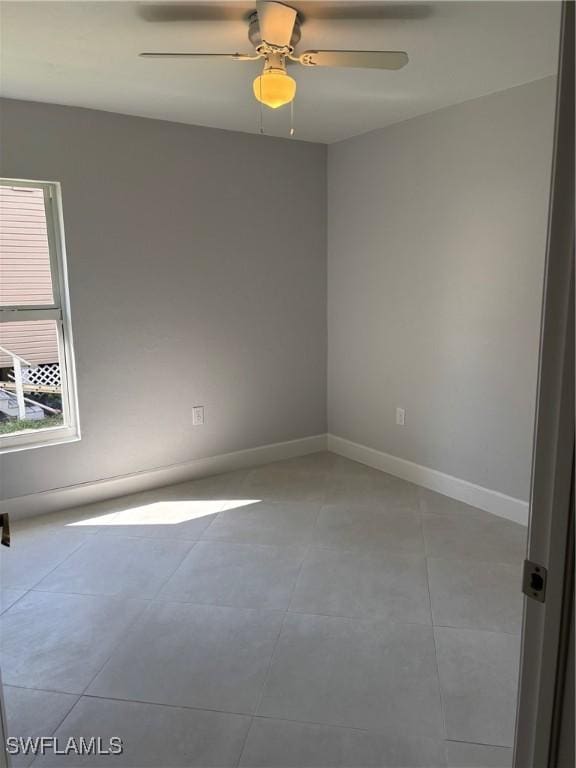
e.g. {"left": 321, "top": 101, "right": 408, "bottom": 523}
{"left": 396, "top": 408, "right": 405, "bottom": 426}
{"left": 192, "top": 406, "right": 204, "bottom": 426}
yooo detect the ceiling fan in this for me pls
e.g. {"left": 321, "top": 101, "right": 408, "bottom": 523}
{"left": 140, "top": 1, "right": 409, "bottom": 111}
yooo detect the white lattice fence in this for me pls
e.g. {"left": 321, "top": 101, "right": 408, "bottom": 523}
{"left": 9, "top": 363, "right": 61, "bottom": 390}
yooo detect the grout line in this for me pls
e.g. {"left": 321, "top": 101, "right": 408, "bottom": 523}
{"left": 284, "top": 507, "right": 323, "bottom": 616}
{"left": 432, "top": 621, "right": 523, "bottom": 638}
{"left": 68, "top": 598, "right": 154, "bottom": 703}
{"left": 425, "top": 556, "right": 450, "bottom": 744}
{"left": 431, "top": 618, "right": 522, "bottom": 636}
{"left": 9, "top": 584, "right": 522, "bottom": 637}
{"left": 2, "top": 683, "right": 79, "bottom": 696}
{"left": 8, "top": 586, "right": 520, "bottom": 636}
{"left": 23, "top": 588, "right": 437, "bottom": 627}
{"left": 421, "top": 546, "right": 435, "bottom": 626}
{"left": 250, "top": 600, "right": 292, "bottom": 718}
{"left": 249, "top": 508, "right": 321, "bottom": 725}
{"left": 420, "top": 526, "right": 434, "bottom": 627}
{"left": 72, "top": 530, "right": 205, "bottom": 544}
{"left": 25, "top": 587, "right": 155, "bottom": 601}
{"left": 3, "top": 680, "right": 406, "bottom": 738}
{"left": 3, "top": 689, "right": 80, "bottom": 766}
{"left": 0, "top": 587, "right": 31, "bottom": 615}
{"left": 79, "top": 691, "right": 438, "bottom": 739}
{"left": 285, "top": 608, "right": 432, "bottom": 626}
{"left": 18, "top": 685, "right": 491, "bottom": 757}
{"left": 11, "top": 534, "right": 94, "bottom": 593}
{"left": 46, "top": 694, "right": 81, "bottom": 738}
{"left": 444, "top": 737, "right": 514, "bottom": 749}
{"left": 21, "top": 540, "right": 198, "bottom": 603}
{"left": 234, "top": 715, "right": 254, "bottom": 768}
{"left": 425, "top": 552, "right": 525, "bottom": 568}
{"left": 146, "top": 540, "right": 198, "bottom": 602}
{"left": 80, "top": 692, "right": 265, "bottom": 719}
{"left": 195, "top": 496, "right": 238, "bottom": 538}
{"left": 236, "top": 505, "right": 326, "bottom": 766}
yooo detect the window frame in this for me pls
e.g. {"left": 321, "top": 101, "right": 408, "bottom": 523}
{"left": 0, "top": 178, "right": 80, "bottom": 453}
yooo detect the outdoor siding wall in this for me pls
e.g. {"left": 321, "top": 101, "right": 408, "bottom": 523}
{"left": 0, "top": 99, "right": 327, "bottom": 499}
{"left": 0, "top": 185, "right": 53, "bottom": 307}
{"left": 0, "top": 321, "right": 59, "bottom": 368}
{"left": 0, "top": 185, "right": 59, "bottom": 367}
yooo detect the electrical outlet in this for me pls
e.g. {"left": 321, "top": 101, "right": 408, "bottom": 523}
{"left": 192, "top": 406, "right": 204, "bottom": 426}
{"left": 396, "top": 407, "right": 405, "bottom": 426}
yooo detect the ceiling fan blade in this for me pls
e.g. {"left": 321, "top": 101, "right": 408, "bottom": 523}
{"left": 139, "top": 52, "right": 258, "bottom": 60}
{"left": 298, "top": 50, "right": 409, "bottom": 70}
{"left": 256, "top": 1, "right": 297, "bottom": 47}
{"left": 294, "top": 2, "right": 431, "bottom": 21}
{"left": 139, "top": 3, "right": 253, "bottom": 23}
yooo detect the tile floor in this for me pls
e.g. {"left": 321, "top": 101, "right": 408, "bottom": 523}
{"left": 0, "top": 453, "right": 526, "bottom": 767}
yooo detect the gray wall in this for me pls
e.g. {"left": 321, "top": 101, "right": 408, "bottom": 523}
{"left": 0, "top": 79, "right": 556, "bottom": 504}
{"left": 327, "top": 77, "right": 556, "bottom": 501}
{"left": 0, "top": 99, "right": 327, "bottom": 499}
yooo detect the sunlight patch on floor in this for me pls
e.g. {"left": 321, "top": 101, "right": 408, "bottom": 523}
{"left": 66, "top": 499, "right": 260, "bottom": 527}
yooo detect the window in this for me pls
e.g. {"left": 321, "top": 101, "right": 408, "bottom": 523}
{"left": 0, "top": 179, "right": 79, "bottom": 452}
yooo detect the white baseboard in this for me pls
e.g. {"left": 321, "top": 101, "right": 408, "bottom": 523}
{"left": 1, "top": 434, "right": 327, "bottom": 520}
{"left": 2, "top": 432, "right": 529, "bottom": 526}
{"left": 328, "top": 434, "right": 529, "bottom": 526}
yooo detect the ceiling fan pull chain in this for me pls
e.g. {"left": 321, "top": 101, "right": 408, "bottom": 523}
{"left": 290, "top": 99, "right": 295, "bottom": 137}
{"left": 259, "top": 79, "right": 265, "bottom": 134}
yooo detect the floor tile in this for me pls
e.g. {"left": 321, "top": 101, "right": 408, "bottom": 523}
{"left": 1, "top": 454, "right": 523, "bottom": 766}
{"left": 35, "top": 535, "right": 193, "bottom": 598}
{"left": 165, "top": 469, "right": 250, "bottom": 501}
{"left": 290, "top": 547, "right": 431, "bottom": 623}
{"left": 325, "top": 470, "right": 420, "bottom": 509}
{"left": 87, "top": 601, "right": 284, "bottom": 713}
{"left": 242, "top": 467, "right": 327, "bottom": 502}
{"left": 313, "top": 505, "right": 424, "bottom": 554}
{"left": 418, "top": 489, "right": 489, "bottom": 519}
{"left": 321, "top": 454, "right": 390, "bottom": 475}
{"left": 428, "top": 558, "right": 523, "bottom": 634}
{"left": 159, "top": 541, "right": 306, "bottom": 610}
{"left": 202, "top": 501, "right": 320, "bottom": 546}
{"left": 3, "top": 686, "right": 78, "bottom": 768}
{"left": 1, "top": 589, "right": 26, "bottom": 614}
{"left": 240, "top": 718, "right": 446, "bottom": 768}
{"left": 444, "top": 741, "right": 513, "bottom": 767}
{"left": 326, "top": 461, "right": 397, "bottom": 482}
{"left": 258, "top": 613, "right": 443, "bottom": 737}
{"left": 435, "top": 627, "right": 520, "bottom": 747}
{"left": 272, "top": 452, "right": 346, "bottom": 472}
{"left": 0, "top": 529, "right": 90, "bottom": 589}
{"left": 422, "top": 513, "right": 526, "bottom": 564}
{"left": 1, "top": 591, "right": 147, "bottom": 693}
{"left": 36, "top": 696, "right": 251, "bottom": 767}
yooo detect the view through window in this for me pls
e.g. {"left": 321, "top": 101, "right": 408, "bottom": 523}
{"left": 0, "top": 180, "right": 79, "bottom": 450}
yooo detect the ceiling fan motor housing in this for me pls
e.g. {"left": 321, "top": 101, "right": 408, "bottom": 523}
{"left": 248, "top": 9, "right": 302, "bottom": 51}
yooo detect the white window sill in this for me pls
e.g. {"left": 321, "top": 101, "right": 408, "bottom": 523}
{"left": 0, "top": 425, "right": 81, "bottom": 454}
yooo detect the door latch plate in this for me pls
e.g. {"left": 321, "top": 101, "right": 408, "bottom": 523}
{"left": 522, "top": 559, "right": 547, "bottom": 603}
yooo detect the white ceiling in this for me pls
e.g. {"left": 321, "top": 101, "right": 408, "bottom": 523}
{"left": 0, "top": 1, "right": 561, "bottom": 143}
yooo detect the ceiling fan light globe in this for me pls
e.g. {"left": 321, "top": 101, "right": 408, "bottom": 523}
{"left": 253, "top": 70, "right": 296, "bottom": 109}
